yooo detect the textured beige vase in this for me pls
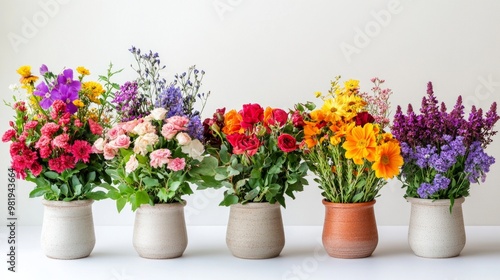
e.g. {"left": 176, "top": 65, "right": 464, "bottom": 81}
{"left": 322, "top": 199, "right": 378, "bottom": 258}
{"left": 226, "top": 202, "right": 285, "bottom": 259}
{"left": 407, "top": 197, "right": 466, "bottom": 258}
{"left": 41, "top": 199, "right": 96, "bottom": 259}
{"left": 133, "top": 202, "right": 188, "bottom": 259}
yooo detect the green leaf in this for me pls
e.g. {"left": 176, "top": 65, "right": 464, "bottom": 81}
{"left": 169, "top": 181, "right": 181, "bottom": 191}
{"left": 352, "top": 192, "right": 364, "bottom": 203}
{"left": 118, "top": 184, "right": 135, "bottom": 194}
{"left": 136, "top": 190, "right": 150, "bottom": 205}
{"left": 116, "top": 197, "right": 127, "bottom": 213}
{"left": 143, "top": 177, "right": 160, "bottom": 188}
{"left": 244, "top": 188, "right": 260, "bottom": 201}
{"left": 86, "top": 171, "right": 96, "bottom": 183}
{"left": 71, "top": 175, "right": 81, "bottom": 188}
{"left": 74, "top": 183, "right": 82, "bottom": 196}
{"left": 29, "top": 187, "right": 49, "bottom": 198}
{"left": 157, "top": 188, "right": 170, "bottom": 202}
{"left": 43, "top": 171, "right": 59, "bottom": 179}
{"left": 107, "top": 190, "right": 121, "bottom": 200}
{"left": 250, "top": 168, "right": 261, "bottom": 179}
{"left": 86, "top": 191, "right": 107, "bottom": 201}
{"left": 60, "top": 184, "right": 69, "bottom": 197}
{"left": 220, "top": 194, "right": 239, "bottom": 206}
{"left": 50, "top": 184, "right": 61, "bottom": 197}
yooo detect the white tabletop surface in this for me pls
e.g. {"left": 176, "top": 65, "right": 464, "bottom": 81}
{"left": 1, "top": 226, "right": 500, "bottom": 280}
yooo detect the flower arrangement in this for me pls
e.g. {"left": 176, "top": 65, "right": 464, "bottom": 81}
{"left": 295, "top": 77, "right": 403, "bottom": 203}
{"left": 392, "top": 82, "right": 498, "bottom": 205}
{"left": 202, "top": 104, "right": 309, "bottom": 207}
{"left": 103, "top": 47, "right": 219, "bottom": 212}
{"left": 2, "top": 64, "right": 119, "bottom": 201}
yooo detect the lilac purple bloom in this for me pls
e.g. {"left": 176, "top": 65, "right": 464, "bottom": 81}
{"left": 393, "top": 81, "right": 498, "bottom": 200}
{"left": 33, "top": 82, "right": 53, "bottom": 109}
{"left": 156, "top": 85, "right": 184, "bottom": 118}
{"left": 113, "top": 81, "right": 150, "bottom": 122}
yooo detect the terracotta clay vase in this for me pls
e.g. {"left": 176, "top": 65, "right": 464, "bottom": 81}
{"left": 322, "top": 199, "right": 378, "bottom": 258}
{"left": 226, "top": 202, "right": 285, "bottom": 259}
{"left": 407, "top": 197, "right": 466, "bottom": 258}
{"left": 133, "top": 202, "right": 188, "bottom": 259}
{"left": 41, "top": 199, "right": 96, "bottom": 259}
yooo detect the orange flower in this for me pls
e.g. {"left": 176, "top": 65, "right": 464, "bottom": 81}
{"left": 372, "top": 141, "right": 403, "bottom": 179}
{"left": 222, "top": 109, "right": 244, "bottom": 135}
{"left": 342, "top": 123, "right": 377, "bottom": 164}
{"left": 304, "top": 121, "right": 321, "bottom": 148}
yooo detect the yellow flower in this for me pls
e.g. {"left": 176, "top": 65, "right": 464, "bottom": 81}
{"left": 314, "top": 91, "right": 322, "bottom": 98}
{"left": 344, "top": 79, "right": 359, "bottom": 93}
{"left": 16, "top": 65, "right": 38, "bottom": 85}
{"left": 82, "top": 81, "right": 104, "bottom": 104}
{"left": 73, "top": 99, "right": 85, "bottom": 108}
{"left": 77, "top": 66, "right": 90, "bottom": 76}
{"left": 372, "top": 141, "right": 403, "bottom": 179}
{"left": 342, "top": 123, "right": 377, "bottom": 164}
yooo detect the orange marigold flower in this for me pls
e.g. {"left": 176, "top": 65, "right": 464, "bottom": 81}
{"left": 222, "top": 109, "right": 244, "bottom": 135}
{"left": 372, "top": 141, "right": 403, "bottom": 179}
{"left": 342, "top": 123, "right": 377, "bottom": 164}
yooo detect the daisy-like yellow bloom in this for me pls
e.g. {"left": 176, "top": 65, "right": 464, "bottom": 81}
{"left": 82, "top": 81, "right": 104, "bottom": 104}
{"left": 73, "top": 99, "right": 85, "bottom": 108}
{"left": 344, "top": 79, "right": 359, "bottom": 93}
{"left": 17, "top": 65, "right": 38, "bottom": 85}
{"left": 372, "top": 141, "right": 403, "bottom": 179}
{"left": 342, "top": 123, "right": 377, "bottom": 164}
{"left": 77, "top": 66, "right": 90, "bottom": 76}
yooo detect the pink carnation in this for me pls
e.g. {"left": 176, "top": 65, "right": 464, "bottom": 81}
{"left": 2, "top": 129, "right": 16, "bottom": 142}
{"left": 39, "top": 147, "right": 52, "bottom": 159}
{"left": 149, "top": 149, "right": 172, "bottom": 168}
{"left": 48, "top": 154, "right": 75, "bottom": 173}
{"left": 58, "top": 112, "right": 71, "bottom": 126}
{"left": 30, "top": 162, "right": 43, "bottom": 177}
{"left": 41, "top": 123, "right": 60, "bottom": 137}
{"left": 24, "top": 121, "right": 39, "bottom": 131}
{"left": 88, "top": 119, "right": 103, "bottom": 135}
{"left": 52, "top": 133, "right": 70, "bottom": 149}
{"left": 167, "top": 157, "right": 186, "bottom": 171}
{"left": 71, "top": 140, "right": 92, "bottom": 163}
{"left": 166, "top": 116, "right": 189, "bottom": 130}
{"left": 161, "top": 123, "right": 178, "bottom": 140}
{"left": 74, "top": 119, "right": 83, "bottom": 128}
{"left": 35, "top": 135, "right": 51, "bottom": 149}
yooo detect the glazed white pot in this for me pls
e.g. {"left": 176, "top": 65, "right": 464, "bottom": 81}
{"left": 41, "top": 199, "right": 96, "bottom": 259}
{"left": 133, "top": 202, "right": 188, "bottom": 259}
{"left": 226, "top": 202, "right": 285, "bottom": 259}
{"left": 407, "top": 197, "right": 466, "bottom": 258}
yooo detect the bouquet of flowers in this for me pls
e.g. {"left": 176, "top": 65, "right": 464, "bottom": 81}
{"left": 295, "top": 77, "right": 403, "bottom": 203}
{"left": 102, "top": 47, "right": 219, "bottom": 212}
{"left": 202, "top": 103, "right": 309, "bottom": 207}
{"left": 2, "top": 64, "right": 119, "bottom": 201}
{"left": 392, "top": 82, "right": 498, "bottom": 205}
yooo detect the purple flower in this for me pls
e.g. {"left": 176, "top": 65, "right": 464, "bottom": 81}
{"left": 52, "top": 84, "right": 79, "bottom": 114}
{"left": 39, "top": 64, "right": 49, "bottom": 76}
{"left": 113, "top": 81, "right": 150, "bottom": 122}
{"left": 465, "top": 141, "right": 495, "bottom": 183}
{"left": 417, "top": 174, "right": 451, "bottom": 198}
{"left": 57, "top": 69, "right": 81, "bottom": 91}
{"left": 156, "top": 85, "right": 184, "bottom": 118}
{"left": 187, "top": 115, "right": 203, "bottom": 141}
{"left": 33, "top": 82, "right": 55, "bottom": 109}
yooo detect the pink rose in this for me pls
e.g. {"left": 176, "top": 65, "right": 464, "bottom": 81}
{"left": 268, "top": 108, "right": 288, "bottom": 127}
{"left": 240, "top": 103, "right": 264, "bottom": 129}
{"left": 125, "top": 154, "right": 139, "bottom": 173}
{"left": 112, "top": 134, "right": 131, "bottom": 149}
{"left": 107, "top": 125, "right": 125, "bottom": 140}
{"left": 176, "top": 132, "right": 191, "bottom": 146}
{"left": 92, "top": 138, "right": 105, "bottom": 153}
{"left": 103, "top": 143, "right": 118, "bottom": 160}
{"left": 133, "top": 121, "right": 156, "bottom": 135}
{"left": 166, "top": 116, "right": 189, "bottom": 130}
{"left": 277, "top": 133, "right": 297, "bottom": 152}
{"left": 149, "top": 149, "right": 172, "bottom": 168}
{"left": 167, "top": 157, "right": 186, "bottom": 171}
{"left": 122, "top": 119, "right": 142, "bottom": 133}
{"left": 161, "top": 123, "right": 178, "bottom": 140}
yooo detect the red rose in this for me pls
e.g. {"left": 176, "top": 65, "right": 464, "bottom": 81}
{"left": 277, "top": 133, "right": 297, "bottom": 152}
{"left": 354, "top": 112, "right": 375, "bottom": 126}
{"left": 240, "top": 103, "right": 264, "bottom": 129}
{"left": 267, "top": 108, "right": 288, "bottom": 127}
{"left": 226, "top": 133, "right": 261, "bottom": 156}
{"left": 291, "top": 110, "right": 305, "bottom": 128}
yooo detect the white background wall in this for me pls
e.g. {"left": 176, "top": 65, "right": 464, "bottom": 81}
{"left": 0, "top": 0, "right": 499, "bottom": 226}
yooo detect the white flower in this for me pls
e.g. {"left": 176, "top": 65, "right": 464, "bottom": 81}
{"left": 146, "top": 108, "right": 168, "bottom": 121}
{"left": 181, "top": 139, "right": 205, "bottom": 161}
{"left": 8, "top": 84, "right": 20, "bottom": 91}
{"left": 133, "top": 133, "right": 159, "bottom": 155}
{"left": 176, "top": 132, "right": 192, "bottom": 146}
{"left": 125, "top": 154, "right": 139, "bottom": 173}
{"left": 132, "top": 121, "right": 155, "bottom": 136}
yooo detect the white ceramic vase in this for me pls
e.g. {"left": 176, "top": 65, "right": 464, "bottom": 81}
{"left": 407, "top": 197, "right": 466, "bottom": 258}
{"left": 41, "top": 199, "right": 96, "bottom": 259}
{"left": 133, "top": 202, "right": 188, "bottom": 259}
{"left": 226, "top": 202, "right": 285, "bottom": 259}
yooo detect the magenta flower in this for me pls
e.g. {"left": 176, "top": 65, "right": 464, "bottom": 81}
{"left": 33, "top": 82, "right": 55, "bottom": 109}
{"left": 52, "top": 85, "right": 79, "bottom": 114}
{"left": 57, "top": 69, "right": 81, "bottom": 89}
